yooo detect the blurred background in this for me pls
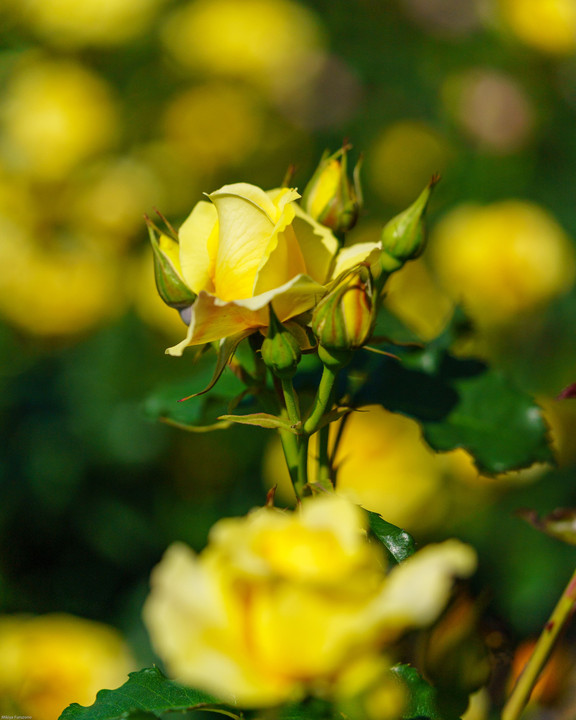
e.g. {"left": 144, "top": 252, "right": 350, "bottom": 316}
{"left": 2, "top": 0, "right": 576, "bottom": 717}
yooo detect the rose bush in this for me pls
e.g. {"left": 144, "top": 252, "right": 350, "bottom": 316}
{"left": 151, "top": 182, "right": 382, "bottom": 355}
{"left": 143, "top": 494, "right": 476, "bottom": 706}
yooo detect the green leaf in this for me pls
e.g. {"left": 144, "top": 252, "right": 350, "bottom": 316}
{"left": 59, "top": 667, "right": 232, "bottom": 720}
{"left": 144, "top": 353, "right": 250, "bottom": 431}
{"left": 352, "top": 350, "right": 554, "bottom": 475}
{"left": 391, "top": 664, "right": 459, "bottom": 720}
{"left": 366, "top": 511, "right": 416, "bottom": 563}
{"left": 218, "top": 412, "right": 299, "bottom": 432}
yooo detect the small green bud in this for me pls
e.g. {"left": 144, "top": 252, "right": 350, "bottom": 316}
{"left": 302, "top": 144, "right": 362, "bottom": 235}
{"left": 147, "top": 217, "right": 196, "bottom": 310}
{"left": 261, "top": 304, "right": 302, "bottom": 379}
{"left": 312, "top": 265, "right": 375, "bottom": 354}
{"left": 380, "top": 174, "right": 439, "bottom": 263}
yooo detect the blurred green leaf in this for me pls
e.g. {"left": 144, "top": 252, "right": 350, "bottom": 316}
{"left": 59, "top": 667, "right": 231, "bottom": 720}
{"left": 352, "top": 348, "right": 554, "bottom": 474}
{"left": 144, "top": 352, "right": 248, "bottom": 431}
{"left": 366, "top": 511, "right": 416, "bottom": 563}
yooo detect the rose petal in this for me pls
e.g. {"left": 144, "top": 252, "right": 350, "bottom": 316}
{"left": 291, "top": 203, "right": 340, "bottom": 283}
{"left": 210, "top": 184, "right": 299, "bottom": 301}
{"left": 166, "top": 274, "right": 325, "bottom": 354}
{"left": 373, "top": 539, "right": 476, "bottom": 629}
{"left": 178, "top": 200, "right": 219, "bottom": 294}
{"left": 331, "top": 241, "right": 382, "bottom": 280}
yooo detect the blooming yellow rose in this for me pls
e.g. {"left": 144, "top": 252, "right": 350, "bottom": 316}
{"left": 153, "top": 183, "right": 381, "bottom": 355}
{"left": 0, "top": 613, "right": 134, "bottom": 720}
{"left": 144, "top": 494, "right": 476, "bottom": 706}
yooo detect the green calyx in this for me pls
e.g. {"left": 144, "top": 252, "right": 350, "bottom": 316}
{"left": 380, "top": 174, "right": 440, "bottom": 265}
{"left": 147, "top": 217, "right": 196, "bottom": 310}
{"left": 261, "top": 304, "right": 302, "bottom": 379}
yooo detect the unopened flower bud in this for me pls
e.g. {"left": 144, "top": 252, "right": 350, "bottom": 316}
{"left": 302, "top": 145, "right": 362, "bottom": 235}
{"left": 312, "top": 266, "right": 375, "bottom": 360}
{"left": 379, "top": 174, "right": 440, "bottom": 269}
{"left": 260, "top": 304, "right": 302, "bottom": 379}
{"left": 147, "top": 218, "right": 195, "bottom": 310}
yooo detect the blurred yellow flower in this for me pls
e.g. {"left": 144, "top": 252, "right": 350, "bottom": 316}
{"left": 333, "top": 406, "right": 460, "bottom": 532}
{"left": 429, "top": 200, "right": 576, "bottom": 326}
{"left": 383, "top": 257, "right": 454, "bottom": 341}
{"left": 496, "top": 0, "right": 576, "bottom": 54}
{"left": 67, "top": 156, "right": 164, "bottom": 247}
{"left": 0, "top": 232, "right": 123, "bottom": 337}
{"left": 0, "top": 613, "right": 133, "bottom": 720}
{"left": 153, "top": 182, "right": 381, "bottom": 355}
{"left": 369, "top": 122, "right": 451, "bottom": 207}
{"left": 144, "top": 494, "right": 476, "bottom": 706}
{"left": 161, "top": 0, "right": 324, "bottom": 95}
{"left": 263, "top": 406, "right": 480, "bottom": 531}
{"left": 17, "top": 0, "right": 165, "bottom": 47}
{"left": 161, "top": 84, "right": 263, "bottom": 171}
{"left": 1, "top": 57, "right": 118, "bottom": 181}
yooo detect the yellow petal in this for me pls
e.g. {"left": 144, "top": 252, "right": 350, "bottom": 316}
{"left": 253, "top": 224, "right": 307, "bottom": 295}
{"left": 178, "top": 200, "right": 218, "bottom": 294}
{"left": 165, "top": 275, "right": 324, "bottom": 354}
{"left": 374, "top": 540, "right": 476, "bottom": 629}
{"left": 291, "top": 203, "right": 340, "bottom": 283}
{"left": 211, "top": 183, "right": 287, "bottom": 301}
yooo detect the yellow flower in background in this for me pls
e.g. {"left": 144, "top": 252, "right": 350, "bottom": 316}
{"left": 16, "top": 0, "right": 165, "bottom": 47}
{"left": 383, "top": 257, "right": 454, "bottom": 341}
{"left": 333, "top": 406, "right": 462, "bottom": 532}
{"left": 144, "top": 494, "right": 476, "bottom": 706}
{"left": 161, "top": 84, "right": 263, "bottom": 172}
{"left": 429, "top": 200, "right": 576, "bottom": 327}
{"left": 496, "top": 0, "right": 576, "bottom": 54}
{"left": 0, "top": 231, "right": 123, "bottom": 337}
{"left": 0, "top": 614, "right": 133, "bottom": 720}
{"left": 1, "top": 57, "right": 117, "bottom": 181}
{"left": 152, "top": 182, "right": 382, "bottom": 355}
{"left": 161, "top": 0, "right": 324, "bottom": 94}
{"left": 369, "top": 122, "right": 451, "bottom": 207}
{"left": 67, "top": 156, "right": 164, "bottom": 247}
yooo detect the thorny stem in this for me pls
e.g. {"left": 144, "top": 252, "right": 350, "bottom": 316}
{"left": 502, "top": 566, "right": 576, "bottom": 720}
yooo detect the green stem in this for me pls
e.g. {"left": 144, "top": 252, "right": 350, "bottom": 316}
{"left": 279, "top": 429, "right": 301, "bottom": 498}
{"left": 315, "top": 423, "right": 332, "bottom": 490}
{"left": 281, "top": 377, "right": 301, "bottom": 428}
{"left": 278, "top": 377, "right": 309, "bottom": 499}
{"left": 502, "top": 567, "right": 576, "bottom": 720}
{"left": 303, "top": 364, "right": 338, "bottom": 435}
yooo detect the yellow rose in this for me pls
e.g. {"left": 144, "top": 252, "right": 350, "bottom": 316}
{"left": 1, "top": 57, "right": 118, "bottom": 181}
{"left": 0, "top": 614, "right": 134, "bottom": 720}
{"left": 153, "top": 183, "right": 381, "bottom": 355}
{"left": 144, "top": 495, "right": 476, "bottom": 706}
{"left": 430, "top": 200, "right": 576, "bottom": 326}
